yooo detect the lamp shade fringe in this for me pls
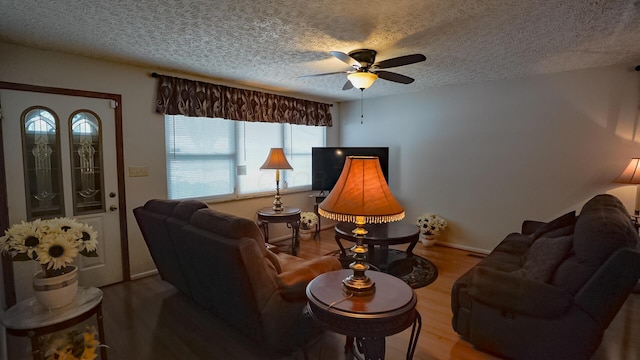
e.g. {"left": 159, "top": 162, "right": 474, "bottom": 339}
{"left": 318, "top": 208, "right": 405, "bottom": 224}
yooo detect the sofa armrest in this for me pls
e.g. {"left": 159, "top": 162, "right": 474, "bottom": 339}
{"left": 468, "top": 267, "right": 573, "bottom": 318}
{"left": 277, "top": 256, "right": 342, "bottom": 301}
{"left": 574, "top": 248, "right": 640, "bottom": 328}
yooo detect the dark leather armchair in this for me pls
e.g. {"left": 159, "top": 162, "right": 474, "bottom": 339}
{"left": 134, "top": 199, "right": 341, "bottom": 354}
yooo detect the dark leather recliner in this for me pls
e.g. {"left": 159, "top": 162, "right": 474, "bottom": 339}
{"left": 134, "top": 199, "right": 341, "bottom": 353}
{"left": 451, "top": 194, "right": 640, "bottom": 359}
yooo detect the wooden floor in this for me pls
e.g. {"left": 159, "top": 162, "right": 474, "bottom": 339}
{"left": 6, "top": 228, "right": 640, "bottom": 359}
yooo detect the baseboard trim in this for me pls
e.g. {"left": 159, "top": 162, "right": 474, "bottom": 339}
{"left": 131, "top": 269, "right": 159, "bottom": 280}
{"left": 435, "top": 241, "right": 491, "bottom": 255}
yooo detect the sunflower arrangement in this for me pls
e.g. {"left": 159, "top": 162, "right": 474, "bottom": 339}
{"left": 416, "top": 213, "right": 447, "bottom": 238}
{"left": 41, "top": 326, "right": 105, "bottom": 360}
{"left": 0, "top": 217, "right": 98, "bottom": 277}
{"left": 300, "top": 212, "right": 319, "bottom": 231}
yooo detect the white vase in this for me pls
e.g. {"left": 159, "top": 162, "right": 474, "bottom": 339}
{"left": 33, "top": 265, "right": 79, "bottom": 309}
{"left": 300, "top": 229, "right": 314, "bottom": 240}
{"left": 420, "top": 234, "right": 438, "bottom": 247}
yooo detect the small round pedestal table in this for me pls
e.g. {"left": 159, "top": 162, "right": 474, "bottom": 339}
{"left": 1, "top": 287, "right": 107, "bottom": 360}
{"left": 306, "top": 269, "right": 421, "bottom": 360}
{"left": 257, "top": 206, "right": 301, "bottom": 255}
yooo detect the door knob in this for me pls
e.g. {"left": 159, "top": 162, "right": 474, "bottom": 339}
{"left": 110, "top": 205, "right": 118, "bottom": 211}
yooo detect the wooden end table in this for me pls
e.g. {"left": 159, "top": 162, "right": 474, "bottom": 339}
{"left": 310, "top": 193, "right": 327, "bottom": 239}
{"left": 1, "top": 287, "right": 107, "bottom": 360}
{"left": 257, "top": 206, "right": 301, "bottom": 255}
{"left": 306, "top": 269, "right": 421, "bottom": 360}
{"left": 335, "top": 222, "right": 420, "bottom": 272}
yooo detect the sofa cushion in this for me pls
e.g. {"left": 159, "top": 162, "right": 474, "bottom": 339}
{"left": 190, "top": 208, "right": 282, "bottom": 273}
{"left": 573, "top": 195, "right": 637, "bottom": 266}
{"left": 475, "top": 233, "right": 531, "bottom": 272}
{"left": 551, "top": 194, "right": 639, "bottom": 294}
{"left": 172, "top": 200, "right": 208, "bottom": 221}
{"left": 265, "top": 249, "right": 282, "bottom": 273}
{"left": 541, "top": 224, "right": 575, "bottom": 239}
{"left": 277, "top": 256, "right": 342, "bottom": 301}
{"left": 143, "top": 199, "right": 179, "bottom": 215}
{"left": 531, "top": 211, "right": 576, "bottom": 240}
{"left": 191, "top": 208, "right": 264, "bottom": 241}
{"left": 469, "top": 266, "right": 573, "bottom": 318}
{"left": 518, "top": 235, "right": 573, "bottom": 282}
{"left": 277, "top": 252, "right": 307, "bottom": 271}
{"left": 521, "top": 220, "right": 545, "bottom": 235}
{"left": 492, "top": 233, "right": 533, "bottom": 255}
{"left": 477, "top": 252, "right": 523, "bottom": 272}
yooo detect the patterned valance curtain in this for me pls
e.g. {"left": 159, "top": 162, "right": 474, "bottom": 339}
{"left": 154, "top": 74, "right": 332, "bottom": 127}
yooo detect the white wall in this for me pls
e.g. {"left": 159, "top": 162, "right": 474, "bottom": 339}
{"left": 1, "top": 40, "right": 639, "bottom": 274}
{"left": 339, "top": 64, "right": 640, "bottom": 252}
{"left": 0, "top": 42, "right": 339, "bottom": 285}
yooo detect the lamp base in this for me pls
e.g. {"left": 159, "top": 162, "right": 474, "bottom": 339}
{"left": 342, "top": 275, "right": 375, "bottom": 296}
{"left": 341, "top": 224, "right": 375, "bottom": 296}
{"left": 272, "top": 194, "right": 283, "bottom": 212}
{"left": 273, "top": 180, "right": 283, "bottom": 211}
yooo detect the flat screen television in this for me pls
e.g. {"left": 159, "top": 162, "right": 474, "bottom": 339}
{"left": 312, "top": 147, "right": 389, "bottom": 192}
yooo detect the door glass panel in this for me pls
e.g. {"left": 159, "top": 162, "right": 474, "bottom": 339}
{"left": 70, "top": 110, "right": 105, "bottom": 215}
{"left": 21, "top": 107, "right": 65, "bottom": 219}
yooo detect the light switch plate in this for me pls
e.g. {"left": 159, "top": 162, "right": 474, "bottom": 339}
{"left": 128, "top": 166, "right": 149, "bottom": 177}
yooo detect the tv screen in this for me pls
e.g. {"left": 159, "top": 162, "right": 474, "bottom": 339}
{"left": 312, "top": 147, "right": 389, "bottom": 192}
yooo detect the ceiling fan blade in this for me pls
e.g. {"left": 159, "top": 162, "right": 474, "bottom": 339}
{"left": 330, "top": 51, "right": 362, "bottom": 68}
{"left": 342, "top": 80, "right": 354, "bottom": 90}
{"left": 298, "top": 71, "right": 348, "bottom": 78}
{"left": 376, "top": 71, "right": 415, "bottom": 84}
{"left": 373, "top": 54, "right": 426, "bottom": 69}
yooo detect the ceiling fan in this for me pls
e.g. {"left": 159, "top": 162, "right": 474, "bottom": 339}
{"left": 301, "top": 49, "right": 426, "bottom": 90}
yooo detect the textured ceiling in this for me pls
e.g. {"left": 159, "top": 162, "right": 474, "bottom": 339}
{"left": 1, "top": 0, "right": 640, "bottom": 102}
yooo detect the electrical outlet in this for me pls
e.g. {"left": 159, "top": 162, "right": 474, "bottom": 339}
{"left": 128, "top": 166, "right": 149, "bottom": 177}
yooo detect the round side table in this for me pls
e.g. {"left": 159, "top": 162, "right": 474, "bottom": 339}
{"left": 257, "top": 206, "right": 301, "bottom": 255}
{"left": 306, "top": 269, "right": 421, "bottom": 360}
{"left": 335, "top": 221, "right": 419, "bottom": 272}
{"left": 1, "top": 287, "right": 107, "bottom": 360}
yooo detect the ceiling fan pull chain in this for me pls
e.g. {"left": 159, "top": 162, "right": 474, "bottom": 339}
{"left": 360, "top": 89, "right": 364, "bottom": 124}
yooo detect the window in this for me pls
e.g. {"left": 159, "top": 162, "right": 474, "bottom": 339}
{"left": 21, "top": 107, "right": 65, "bottom": 219}
{"left": 69, "top": 110, "right": 105, "bottom": 215}
{"left": 165, "top": 115, "right": 325, "bottom": 200}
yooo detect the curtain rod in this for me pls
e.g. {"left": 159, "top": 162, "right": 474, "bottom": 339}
{"left": 150, "top": 72, "right": 333, "bottom": 106}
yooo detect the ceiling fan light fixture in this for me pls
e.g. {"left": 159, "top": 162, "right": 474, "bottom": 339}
{"left": 347, "top": 72, "right": 378, "bottom": 90}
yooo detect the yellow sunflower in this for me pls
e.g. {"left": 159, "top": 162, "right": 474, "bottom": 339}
{"left": 52, "top": 217, "right": 84, "bottom": 237}
{"left": 36, "top": 233, "right": 80, "bottom": 270}
{"left": 2, "top": 221, "right": 40, "bottom": 260}
{"left": 77, "top": 223, "right": 99, "bottom": 255}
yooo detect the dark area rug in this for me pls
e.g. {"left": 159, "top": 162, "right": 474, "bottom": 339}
{"left": 326, "top": 248, "right": 438, "bottom": 289}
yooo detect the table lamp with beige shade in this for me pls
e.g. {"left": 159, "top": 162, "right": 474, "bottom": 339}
{"left": 613, "top": 157, "right": 640, "bottom": 292}
{"left": 260, "top": 148, "right": 293, "bottom": 212}
{"left": 613, "top": 158, "right": 640, "bottom": 216}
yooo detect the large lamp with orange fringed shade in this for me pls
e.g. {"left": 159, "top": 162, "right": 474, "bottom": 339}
{"left": 318, "top": 156, "right": 405, "bottom": 296}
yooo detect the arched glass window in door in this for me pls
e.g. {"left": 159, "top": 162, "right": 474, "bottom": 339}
{"left": 69, "top": 110, "right": 105, "bottom": 215}
{"left": 21, "top": 107, "right": 65, "bottom": 219}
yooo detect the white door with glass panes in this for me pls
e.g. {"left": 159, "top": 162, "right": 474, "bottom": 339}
{"left": 0, "top": 90, "right": 122, "bottom": 302}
